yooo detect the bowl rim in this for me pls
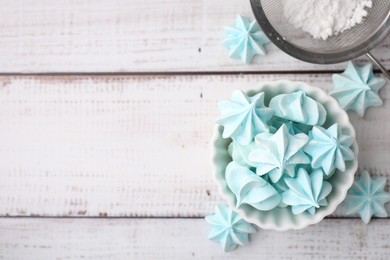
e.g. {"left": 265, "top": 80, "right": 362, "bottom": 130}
{"left": 210, "top": 80, "right": 359, "bottom": 231}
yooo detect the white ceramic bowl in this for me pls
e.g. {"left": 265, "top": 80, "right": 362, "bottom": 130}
{"left": 211, "top": 80, "right": 359, "bottom": 231}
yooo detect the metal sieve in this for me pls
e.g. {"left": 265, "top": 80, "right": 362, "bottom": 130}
{"left": 250, "top": 0, "right": 390, "bottom": 78}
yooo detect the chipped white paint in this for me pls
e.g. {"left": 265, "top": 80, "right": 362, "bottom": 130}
{"left": 0, "top": 0, "right": 388, "bottom": 73}
{"left": 0, "top": 1, "right": 389, "bottom": 258}
{"left": 0, "top": 75, "right": 388, "bottom": 217}
{"left": 0, "top": 218, "right": 389, "bottom": 259}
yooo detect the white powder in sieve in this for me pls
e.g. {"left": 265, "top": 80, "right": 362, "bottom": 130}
{"left": 281, "top": 0, "right": 373, "bottom": 40}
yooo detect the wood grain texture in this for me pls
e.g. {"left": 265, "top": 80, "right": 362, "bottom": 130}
{"left": 0, "top": 218, "right": 389, "bottom": 259}
{"left": 0, "top": 0, "right": 389, "bottom": 73}
{"left": 0, "top": 74, "right": 388, "bottom": 217}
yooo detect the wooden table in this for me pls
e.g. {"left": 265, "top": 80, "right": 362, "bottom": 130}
{"left": 0, "top": 0, "right": 389, "bottom": 259}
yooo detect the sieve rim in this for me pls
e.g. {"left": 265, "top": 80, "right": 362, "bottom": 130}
{"left": 250, "top": 0, "right": 390, "bottom": 64}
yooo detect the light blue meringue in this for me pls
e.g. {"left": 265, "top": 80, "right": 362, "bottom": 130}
{"left": 271, "top": 116, "right": 312, "bottom": 135}
{"left": 217, "top": 90, "right": 274, "bottom": 145}
{"left": 223, "top": 16, "right": 270, "bottom": 64}
{"left": 226, "top": 162, "right": 281, "bottom": 211}
{"left": 248, "top": 124, "right": 310, "bottom": 183}
{"left": 345, "top": 170, "right": 390, "bottom": 224}
{"left": 269, "top": 91, "right": 327, "bottom": 126}
{"left": 303, "top": 123, "right": 355, "bottom": 176}
{"left": 269, "top": 176, "right": 289, "bottom": 208}
{"left": 331, "top": 61, "right": 386, "bottom": 117}
{"left": 228, "top": 141, "right": 258, "bottom": 168}
{"left": 282, "top": 168, "right": 332, "bottom": 215}
{"left": 271, "top": 177, "right": 289, "bottom": 194}
{"left": 205, "top": 203, "right": 256, "bottom": 252}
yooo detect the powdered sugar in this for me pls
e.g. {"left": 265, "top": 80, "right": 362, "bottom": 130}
{"left": 281, "top": 0, "right": 373, "bottom": 40}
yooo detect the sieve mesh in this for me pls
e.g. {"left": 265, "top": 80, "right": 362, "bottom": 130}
{"left": 251, "top": 0, "right": 390, "bottom": 63}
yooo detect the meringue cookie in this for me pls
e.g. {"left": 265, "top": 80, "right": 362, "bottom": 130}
{"left": 303, "top": 123, "right": 355, "bottom": 176}
{"left": 345, "top": 170, "right": 390, "bottom": 224}
{"left": 228, "top": 141, "right": 258, "bottom": 168}
{"left": 269, "top": 91, "right": 327, "bottom": 126}
{"left": 205, "top": 203, "right": 256, "bottom": 252}
{"left": 270, "top": 177, "right": 289, "bottom": 208}
{"left": 331, "top": 61, "right": 386, "bottom": 117}
{"left": 226, "top": 162, "right": 281, "bottom": 211}
{"left": 248, "top": 124, "right": 310, "bottom": 183}
{"left": 271, "top": 116, "right": 312, "bottom": 135}
{"left": 223, "top": 15, "right": 270, "bottom": 64}
{"left": 217, "top": 90, "right": 274, "bottom": 145}
{"left": 282, "top": 168, "right": 332, "bottom": 215}
{"left": 270, "top": 176, "right": 289, "bottom": 193}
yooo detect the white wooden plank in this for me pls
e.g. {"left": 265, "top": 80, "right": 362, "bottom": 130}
{"left": 0, "top": 218, "right": 389, "bottom": 259}
{"left": 0, "top": 0, "right": 389, "bottom": 73}
{"left": 0, "top": 74, "right": 388, "bottom": 217}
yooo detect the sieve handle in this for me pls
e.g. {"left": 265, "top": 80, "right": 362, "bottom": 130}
{"left": 366, "top": 52, "right": 390, "bottom": 80}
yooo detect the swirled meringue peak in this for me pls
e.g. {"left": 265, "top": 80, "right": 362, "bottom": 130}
{"left": 282, "top": 168, "right": 332, "bottom": 215}
{"left": 303, "top": 123, "right": 355, "bottom": 176}
{"left": 217, "top": 90, "right": 274, "bottom": 145}
{"left": 226, "top": 162, "right": 281, "bottom": 211}
{"left": 269, "top": 91, "right": 327, "bottom": 126}
{"left": 223, "top": 16, "right": 270, "bottom": 64}
{"left": 331, "top": 61, "right": 386, "bottom": 117}
{"left": 269, "top": 176, "right": 289, "bottom": 208}
{"left": 228, "top": 141, "right": 258, "bottom": 168}
{"left": 248, "top": 124, "right": 310, "bottom": 183}
{"left": 271, "top": 116, "right": 312, "bottom": 135}
{"left": 345, "top": 170, "right": 390, "bottom": 224}
{"left": 205, "top": 203, "right": 256, "bottom": 252}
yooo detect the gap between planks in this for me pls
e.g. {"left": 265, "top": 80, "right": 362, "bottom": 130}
{"left": 0, "top": 69, "right": 388, "bottom": 76}
{"left": 0, "top": 216, "right": 378, "bottom": 220}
